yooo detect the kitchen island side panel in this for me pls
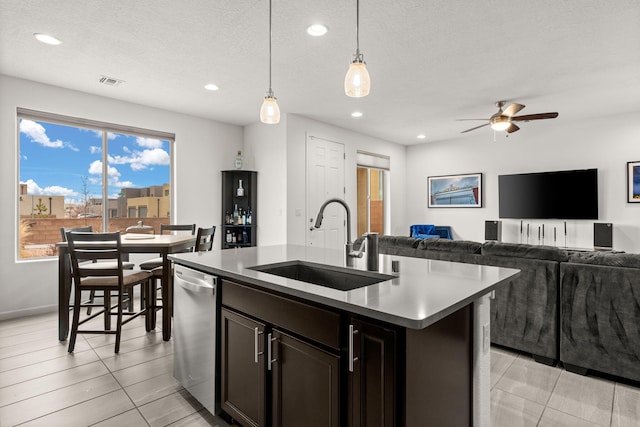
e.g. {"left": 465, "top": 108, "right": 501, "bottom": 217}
{"left": 404, "top": 304, "right": 472, "bottom": 427}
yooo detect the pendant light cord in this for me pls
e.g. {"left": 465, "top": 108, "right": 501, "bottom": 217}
{"left": 268, "top": 0, "right": 273, "bottom": 95}
{"left": 356, "top": 0, "right": 360, "bottom": 57}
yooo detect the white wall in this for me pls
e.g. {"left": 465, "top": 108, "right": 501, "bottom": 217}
{"left": 286, "top": 114, "right": 408, "bottom": 246}
{"left": 243, "top": 116, "right": 288, "bottom": 245}
{"left": 406, "top": 111, "right": 640, "bottom": 252}
{"left": 0, "top": 75, "right": 243, "bottom": 319}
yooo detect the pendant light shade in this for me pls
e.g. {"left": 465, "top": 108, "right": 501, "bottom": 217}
{"left": 260, "top": 93, "right": 280, "bottom": 124}
{"left": 344, "top": 60, "right": 370, "bottom": 97}
{"left": 260, "top": 0, "right": 280, "bottom": 124}
{"left": 345, "top": 0, "right": 370, "bottom": 98}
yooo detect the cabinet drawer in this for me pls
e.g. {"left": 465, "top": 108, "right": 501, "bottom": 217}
{"left": 222, "top": 279, "right": 341, "bottom": 349}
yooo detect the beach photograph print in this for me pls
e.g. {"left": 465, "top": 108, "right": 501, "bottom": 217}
{"left": 428, "top": 173, "right": 482, "bottom": 208}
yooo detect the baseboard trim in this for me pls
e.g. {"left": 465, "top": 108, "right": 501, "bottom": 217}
{"left": 0, "top": 304, "right": 57, "bottom": 321}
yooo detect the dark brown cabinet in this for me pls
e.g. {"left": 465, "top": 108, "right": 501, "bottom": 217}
{"left": 221, "top": 170, "right": 257, "bottom": 249}
{"left": 271, "top": 329, "right": 340, "bottom": 427}
{"left": 348, "top": 317, "right": 397, "bottom": 427}
{"left": 219, "top": 278, "right": 473, "bottom": 427}
{"left": 221, "top": 308, "right": 266, "bottom": 427}
{"left": 221, "top": 279, "right": 342, "bottom": 427}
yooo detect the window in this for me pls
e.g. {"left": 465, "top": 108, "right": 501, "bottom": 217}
{"left": 17, "top": 109, "right": 174, "bottom": 259}
{"left": 356, "top": 151, "right": 390, "bottom": 237}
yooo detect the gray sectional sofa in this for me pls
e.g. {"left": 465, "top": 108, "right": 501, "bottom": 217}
{"left": 480, "top": 242, "right": 568, "bottom": 365}
{"left": 560, "top": 251, "right": 640, "bottom": 382}
{"left": 358, "top": 235, "right": 640, "bottom": 382}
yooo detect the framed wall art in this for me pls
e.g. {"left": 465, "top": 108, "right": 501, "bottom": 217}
{"left": 428, "top": 173, "right": 482, "bottom": 208}
{"left": 627, "top": 161, "right": 640, "bottom": 203}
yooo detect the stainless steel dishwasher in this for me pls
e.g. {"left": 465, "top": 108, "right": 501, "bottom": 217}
{"left": 173, "top": 264, "right": 218, "bottom": 415}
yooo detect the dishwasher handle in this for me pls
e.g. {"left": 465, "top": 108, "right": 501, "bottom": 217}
{"left": 175, "top": 271, "right": 216, "bottom": 294}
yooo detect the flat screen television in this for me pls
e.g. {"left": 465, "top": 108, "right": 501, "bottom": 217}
{"left": 498, "top": 168, "right": 598, "bottom": 219}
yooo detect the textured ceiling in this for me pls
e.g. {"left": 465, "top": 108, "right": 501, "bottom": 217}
{"left": 1, "top": 0, "right": 639, "bottom": 145}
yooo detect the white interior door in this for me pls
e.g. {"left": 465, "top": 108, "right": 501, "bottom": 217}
{"left": 306, "top": 135, "right": 345, "bottom": 249}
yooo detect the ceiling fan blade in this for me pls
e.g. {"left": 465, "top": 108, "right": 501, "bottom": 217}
{"left": 512, "top": 112, "right": 558, "bottom": 121}
{"left": 502, "top": 103, "right": 525, "bottom": 117}
{"left": 461, "top": 123, "right": 489, "bottom": 133}
{"left": 505, "top": 123, "right": 520, "bottom": 134}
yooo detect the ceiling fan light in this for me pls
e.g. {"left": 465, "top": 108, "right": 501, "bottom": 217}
{"left": 260, "top": 95, "right": 280, "bottom": 124}
{"left": 490, "top": 118, "right": 511, "bottom": 131}
{"left": 344, "top": 60, "right": 370, "bottom": 97}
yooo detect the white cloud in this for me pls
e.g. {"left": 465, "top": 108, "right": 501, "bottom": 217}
{"left": 90, "top": 146, "right": 101, "bottom": 154}
{"left": 136, "top": 137, "right": 164, "bottom": 149}
{"left": 21, "top": 179, "right": 43, "bottom": 195}
{"left": 43, "top": 185, "right": 78, "bottom": 196}
{"left": 88, "top": 160, "right": 135, "bottom": 188}
{"left": 132, "top": 148, "right": 170, "bottom": 171}
{"left": 20, "top": 119, "right": 78, "bottom": 151}
{"left": 88, "top": 160, "right": 121, "bottom": 178}
{"left": 20, "top": 179, "right": 77, "bottom": 197}
{"left": 108, "top": 147, "right": 170, "bottom": 171}
{"left": 110, "top": 179, "right": 135, "bottom": 188}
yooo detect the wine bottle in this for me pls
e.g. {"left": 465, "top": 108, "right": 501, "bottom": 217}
{"left": 236, "top": 179, "right": 244, "bottom": 197}
{"left": 234, "top": 150, "right": 243, "bottom": 170}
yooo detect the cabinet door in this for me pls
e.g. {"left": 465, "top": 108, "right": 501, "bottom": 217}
{"left": 271, "top": 329, "right": 340, "bottom": 427}
{"left": 348, "top": 318, "right": 397, "bottom": 427}
{"left": 221, "top": 308, "right": 266, "bottom": 427}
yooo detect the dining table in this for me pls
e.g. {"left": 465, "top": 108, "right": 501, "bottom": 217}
{"left": 57, "top": 233, "right": 197, "bottom": 342}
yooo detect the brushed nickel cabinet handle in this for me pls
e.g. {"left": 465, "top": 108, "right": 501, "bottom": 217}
{"left": 254, "top": 327, "right": 264, "bottom": 363}
{"left": 349, "top": 324, "right": 359, "bottom": 372}
{"left": 267, "top": 333, "right": 278, "bottom": 370}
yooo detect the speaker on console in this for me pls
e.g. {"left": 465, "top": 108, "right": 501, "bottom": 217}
{"left": 485, "top": 220, "right": 502, "bottom": 242}
{"left": 594, "top": 223, "right": 612, "bottom": 249}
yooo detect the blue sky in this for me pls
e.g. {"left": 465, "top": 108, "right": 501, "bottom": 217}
{"left": 19, "top": 119, "right": 170, "bottom": 204}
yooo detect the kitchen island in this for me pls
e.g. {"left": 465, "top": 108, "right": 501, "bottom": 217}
{"left": 170, "top": 244, "right": 519, "bottom": 427}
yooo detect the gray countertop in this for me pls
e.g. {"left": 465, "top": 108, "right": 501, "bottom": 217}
{"left": 170, "top": 244, "right": 519, "bottom": 329}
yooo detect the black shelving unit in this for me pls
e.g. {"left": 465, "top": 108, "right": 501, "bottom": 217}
{"left": 221, "top": 170, "right": 257, "bottom": 249}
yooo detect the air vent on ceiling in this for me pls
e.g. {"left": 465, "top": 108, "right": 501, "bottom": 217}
{"left": 97, "top": 75, "right": 125, "bottom": 87}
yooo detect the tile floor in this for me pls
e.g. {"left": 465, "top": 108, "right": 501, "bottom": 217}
{"left": 1, "top": 310, "right": 639, "bottom": 426}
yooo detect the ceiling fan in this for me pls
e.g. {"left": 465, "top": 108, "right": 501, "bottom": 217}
{"left": 457, "top": 101, "right": 558, "bottom": 134}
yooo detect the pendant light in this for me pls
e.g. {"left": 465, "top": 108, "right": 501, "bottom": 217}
{"left": 260, "top": 0, "right": 280, "bottom": 124}
{"left": 344, "top": 0, "right": 370, "bottom": 97}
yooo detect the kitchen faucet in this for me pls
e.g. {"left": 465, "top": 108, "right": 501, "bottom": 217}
{"left": 313, "top": 198, "right": 363, "bottom": 267}
{"left": 313, "top": 198, "right": 381, "bottom": 270}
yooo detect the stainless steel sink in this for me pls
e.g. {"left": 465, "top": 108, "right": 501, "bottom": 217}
{"left": 248, "top": 260, "right": 394, "bottom": 291}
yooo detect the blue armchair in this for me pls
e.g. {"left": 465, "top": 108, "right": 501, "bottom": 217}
{"left": 410, "top": 224, "right": 453, "bottom": 240}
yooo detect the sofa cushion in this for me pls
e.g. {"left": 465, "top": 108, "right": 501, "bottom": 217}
{"left": 379, "top": 235, "right": 421, "bottom": 249}
{"left": 481, "top": 242, "right": 568, "bottom": 262}
{"left": 353, "top": 235, "right": 420, "bottom": 253}
{"left": 567, "top": 251, "right": 640, "bottom": 269}
{"left": 418, "top": 238, "right": 482, "bottom": 254}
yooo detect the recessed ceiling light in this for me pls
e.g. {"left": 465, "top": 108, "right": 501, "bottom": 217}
{"left": 34, "top": 33, "right": 62, "bottom": 45}
{"left": 307, "top": 24, "right": 328, "bottom": 37}
{"left": 351, "top": 111, "right": 363, "bottom": 118}
{"left": 417, "top": 134, "right": 427, "bottom": 139}
{"left": 204, "top": 84, "right": 219, "bottom": 91}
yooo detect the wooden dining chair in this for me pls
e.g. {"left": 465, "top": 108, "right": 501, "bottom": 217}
{"left": 138, "top": 224, "right": 196, "bottom": 271}
{"left": 138, "top": 224, "right": 197, "bottom": 320}
{"left": 194, "top": 226, "right": 216, "bottom": 252}
{"left": 66, "top": 231, "right": 153, "bottom": 353}
{"left": 61, "top": 226, "right": 135, "bottom": 314}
